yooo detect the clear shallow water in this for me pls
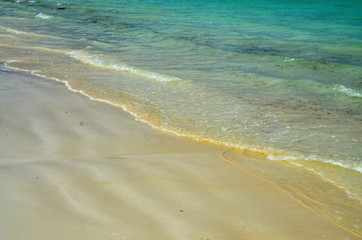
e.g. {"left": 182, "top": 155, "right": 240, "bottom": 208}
{"left": 0, "top": 0, "right": 361, "bottom": 201}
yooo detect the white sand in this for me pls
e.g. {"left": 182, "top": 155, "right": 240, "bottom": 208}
{"left": 0, "top": 64, "right": 360, "bottom": 240}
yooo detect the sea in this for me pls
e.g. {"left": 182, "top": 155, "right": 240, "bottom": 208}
{"left": 0, "top": 0, "right": 361, "bottom": 216}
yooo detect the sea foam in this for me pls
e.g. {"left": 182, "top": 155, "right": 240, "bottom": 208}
{"left": 35, "top": 13, "right": 53, "bottom": 20}
{"left": 333, "top": 84, "right": 362, "bottom": 98}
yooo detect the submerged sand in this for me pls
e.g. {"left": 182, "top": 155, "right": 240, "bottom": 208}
{"left": 0, "top": 63, "right": 360, "bottom": 240}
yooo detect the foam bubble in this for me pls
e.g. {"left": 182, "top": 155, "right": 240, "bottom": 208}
{"left": 283, "top": 57, "right": 296, "bottom": 63}
{"left": 333, "top": 84, "right": 362, "bottom": 98}
{"left": 35, "top": 13, "right": 53, "bottom": 20}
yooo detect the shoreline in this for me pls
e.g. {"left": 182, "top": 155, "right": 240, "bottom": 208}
{"left": 1, "top": 41, "right": 361, "bottom": 204}
{"left": 0, "top": 63, "right": 361, "bottom": 239}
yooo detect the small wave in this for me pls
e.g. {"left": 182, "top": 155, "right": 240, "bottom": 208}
{"left": 268, "top": 153, "right": 361, "bottom": 201}
{"left": 68, "top": 51, "right": 181, "bottom": 83}
{"left": 287, "top": 162, "right": 361, "bottom": 201}
{"left": 3, "top": 27, "right": 27, "bottom": 35}
{"left": 333, "top": 84, "right": 362, "bottom": 98}
{"left": 35, "top": 13, "right": 54, "bottom": 20}
{"left": 268, "top": 153, "right": 362, "bottom": 174}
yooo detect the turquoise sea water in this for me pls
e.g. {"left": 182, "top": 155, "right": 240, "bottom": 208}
{"left": 0, "top": 0, "right": 361, "bottom": 201}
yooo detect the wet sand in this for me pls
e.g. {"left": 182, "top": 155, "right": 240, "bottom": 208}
{"left": 0, "top": 63, "right": 360, "bottom": 240}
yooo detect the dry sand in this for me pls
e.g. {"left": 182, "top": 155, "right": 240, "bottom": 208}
{"left": 0, "top": 63, "right": 360, "bottom": 240}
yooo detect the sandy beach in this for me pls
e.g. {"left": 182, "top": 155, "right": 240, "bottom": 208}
{"left": 0, "top": 62, "right": 360, "bottom": 240}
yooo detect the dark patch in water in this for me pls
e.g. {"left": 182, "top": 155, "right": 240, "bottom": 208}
{"left": 0, "top": 63, "right": 17, "bottom": 74}
{"left": 80, "top": 15, "right": 136, "bottom": 30}
{"left": 175, "top": 36, "right": 198, "bottom": 42}
{"left": 0, "top": 68, "right": 17, "bottom": 73}
{"left": 107, "top": 24, "right": 132, "bottom": 30}
{"left": 238, "top": 46, "right": 283, "bottom": 56}
{"left": 262, "top": 98, "right": 362, "bottom": 121}
{"left": 227, "top": 43, "right": 362, "bottom": 67}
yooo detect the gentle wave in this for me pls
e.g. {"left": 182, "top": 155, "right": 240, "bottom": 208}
{"left": 1, "top": 26, "right": 50, "bottom": 38}
{"left": 68, "top": 50, "right": 181, "bottom": 83}
{"left": 333, "top": 84, "right": 362, "bottom": 98}
{"left": 2, "top": 26, "right": 28, "bottom": 35}
{"left": 35, "top": 13, "right": 53, "bottom": 20}
{"left": 268, "top": 153, "right": 362, "bottom": 174}
{"left": 287, "top": 162, "right": 360, "bottom": 201}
